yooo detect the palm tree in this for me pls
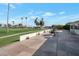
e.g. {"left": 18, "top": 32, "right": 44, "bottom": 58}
{"left": 12, "top": 21, "right": 15, "bottom": 28}
{"left": 21, "top": 17, "right": 23, "bottom": 28}
{"left": 25, "top": 17, "right": 27, "bottom": 27}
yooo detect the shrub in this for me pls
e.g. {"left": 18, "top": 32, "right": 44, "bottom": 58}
{"left": 50, "top": 29, "right": 54, "bottom": 33}
{"left": 63, "top": 25, "right": 70, "bottom": 30}
{"left": 56, "top": 25, "right": 64, "bottom": 29}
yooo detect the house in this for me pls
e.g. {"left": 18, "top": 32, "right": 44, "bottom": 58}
{"left": 67, "top": 20, "right": 79, "bottom": 35}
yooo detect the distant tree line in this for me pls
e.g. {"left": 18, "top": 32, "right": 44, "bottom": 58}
{"left": 0, "top": 17, "right": 45, "bottom": 29}
{"left": 51, "top": 24, "right": 70, "bottom": 30}
{"left": 0, "top": 23, "right": 26, "bottom": 28}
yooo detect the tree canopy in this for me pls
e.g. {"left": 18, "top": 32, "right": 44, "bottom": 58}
{"left": 34, "top": 17, "right": 44, "bottom": 28}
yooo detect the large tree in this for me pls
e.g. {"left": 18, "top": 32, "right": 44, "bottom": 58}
{"left": 0, "top": 24, "right": 2, "bottom": 27}
{"left": 34, "top": 17, "right": 40, "bottom": 27}
{"left": 40, "top": 18, "right": 44, "bottom": 27}
{"left": 8, "top": 24, "right": 12, "bottom": 28}
{"left": 18, "top": 23, "right": 23, "bottom": 28}
{"left": 34, "top": 17, "right": 44, "bottom": 28}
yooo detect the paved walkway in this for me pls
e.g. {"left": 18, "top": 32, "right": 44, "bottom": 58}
{"left": 0, "top": 33, "right": 48, "bottom": 56}
{"left": 33, "top": 30, "right": 79, "bottom": 56}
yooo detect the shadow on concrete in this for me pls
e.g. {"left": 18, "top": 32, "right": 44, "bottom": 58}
{"left": 11, "top": 39, "right": 19, "bottom": 42}
{"left": 33, "top": 33, "right": 57, "bottom": 56}
{"left": 33, "top": 30, "right": 79, "bottom": 56}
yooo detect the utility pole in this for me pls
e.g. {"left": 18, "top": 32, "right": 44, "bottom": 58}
{"left": 6, "top": 3, "right": 10, "bottom": 33}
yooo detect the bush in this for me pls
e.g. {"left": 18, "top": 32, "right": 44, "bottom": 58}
{"left": 56, "top": 25, "right": 64, "bottom": 29}
{"left": 63, "top": 25, "right": 70, "bottom": 30}
{"left": 50, "top": 29, "right": 54, "bottom": 33}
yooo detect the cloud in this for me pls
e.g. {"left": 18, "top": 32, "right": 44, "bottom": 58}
{"left": 2, "top": 3, "right": 16, "bottom": 9}
{"left": 42, "top": 12, "right": 56, "bottom": 17}
{"left": 59, "top": 11, "right": 65, "bottom": 15}
{"left": 30, "top": 16, "right": 36, "bottom": 19}
{"left": 30, "top": 16, "right": 40, "bottom": 20}
{"left": 9, "top": 4, "right": 16, "bottom": 9}
{"left": 27, "top": 10, "right": 34, "bottom": 15}
{"left": 27, "top": 10, "right": 43, "bottom": 16}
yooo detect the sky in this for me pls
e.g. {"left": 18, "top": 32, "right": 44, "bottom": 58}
{"left": 0, "top": 3, "right": 79, "bottom": 26}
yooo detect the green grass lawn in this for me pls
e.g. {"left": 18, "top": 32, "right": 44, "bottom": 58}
{"left": 0, "top": 27, "right": 43, "bottom": 47}
{"left": 0, "top": 35, "right": 19, "bottom": 47}
{"left": 0, "top": 27, "right": 42, "bottom": 37}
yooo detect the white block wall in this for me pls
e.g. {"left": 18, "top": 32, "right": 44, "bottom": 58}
{"left": 20, "top": 29, "right": 51, "bottom": 41}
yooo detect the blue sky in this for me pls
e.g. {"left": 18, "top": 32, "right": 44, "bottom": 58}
{"left": 0, "top": 3, "right": 79, "bottom": 26}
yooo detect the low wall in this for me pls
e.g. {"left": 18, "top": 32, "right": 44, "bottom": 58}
{"left": 70, "top": 29, "right": 75, "bottom": 32}
{"left": 74, "top": 29, "right": 79, "bottom": 35}
{"left": 20, "top": 29, "right": 51, "bottom": 41}
{"left": 70, "top": 29, "right": 79, "bottom": 35}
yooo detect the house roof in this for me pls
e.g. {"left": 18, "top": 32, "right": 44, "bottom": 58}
{"left": 67, "top": 20, "right": 79, "bottom": 25}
